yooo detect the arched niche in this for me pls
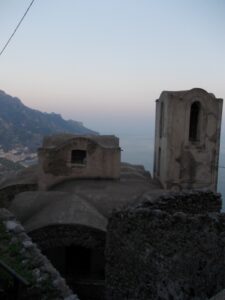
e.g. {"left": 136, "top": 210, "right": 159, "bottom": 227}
{"left": 189, "top": 101, "right": 201, "bottom": 142}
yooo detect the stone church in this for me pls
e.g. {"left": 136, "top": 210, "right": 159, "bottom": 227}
{"left": 0, "top": 88, "right": 224, "bottom": 300}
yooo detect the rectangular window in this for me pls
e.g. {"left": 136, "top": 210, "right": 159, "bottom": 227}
{"left": 71, "top": 150, "right": 87, "bottom": 164}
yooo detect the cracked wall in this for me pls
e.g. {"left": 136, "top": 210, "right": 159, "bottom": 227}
{"left": 154, "top": 88, "right": 223, "bottom": 191}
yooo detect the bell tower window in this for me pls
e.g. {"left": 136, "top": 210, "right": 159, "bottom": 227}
{"left": 189, "top": 101, "right": 201, "bottom": 142}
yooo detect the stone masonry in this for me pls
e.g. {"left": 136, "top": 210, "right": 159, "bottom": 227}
{"left": 106, "top": 191, "right": 225, "bottom": 300}
{"left": 38, "top": 134, "right": 121, "bottom": 190}
{"left": 154, "top": 88, "right": 223, "bottom": 191}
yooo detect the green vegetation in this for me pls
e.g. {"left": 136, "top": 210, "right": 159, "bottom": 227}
{"left": 0, "top": 222, "right": 33, "bottom": 288}
{"left": 0, "top": 221, "right": 62, "bottom": 299}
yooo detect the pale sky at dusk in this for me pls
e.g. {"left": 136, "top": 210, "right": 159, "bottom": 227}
{"left": 0, "top": 0, "right": 225, "bottom": 135}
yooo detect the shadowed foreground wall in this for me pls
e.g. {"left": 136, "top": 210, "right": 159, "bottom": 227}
{"left": 0, "top": 209, "right": 79, "bottom": 300}
{"left": 106, "top": 191, "right": 225, "bottom": 300}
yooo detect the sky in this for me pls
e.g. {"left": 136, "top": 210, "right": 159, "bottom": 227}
{"left": 0, "top": 0, "right": 225, "bottom": 136}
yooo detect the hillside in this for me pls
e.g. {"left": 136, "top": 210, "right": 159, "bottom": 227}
{"left": 0, "top": 90, "right": 97, "bottom": 151}
{"left": 0, "top": 157, "right": 25, "bottom": 174}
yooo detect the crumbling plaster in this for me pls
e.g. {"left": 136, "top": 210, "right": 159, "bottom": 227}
{"left": 38, "top": 135, "right": 121, "bottom": 190}
{"left": 154, "top": 88, "right": 223, "bottom": 191}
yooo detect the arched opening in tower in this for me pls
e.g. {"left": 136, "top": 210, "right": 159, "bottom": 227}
{"left": 189, "top": 101, "right": 201, "bottom": 142}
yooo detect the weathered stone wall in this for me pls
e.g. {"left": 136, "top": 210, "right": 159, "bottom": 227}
{"left": 106, "top": 191, "right": 225, "bottom": 300}
{"left": 139, "top": 190, "right": 222, "bottom": 214}
{"left": 38, "top": 136, "right": 121, "bottom": 190}
{"left": 0, "top": 184, "right": 37, "bottom": 208}
{"left": 154, "top": 88, "right": 223, "bottom": 191}
{"left": 0, "top": 208, "right": 79, "bottom": 300}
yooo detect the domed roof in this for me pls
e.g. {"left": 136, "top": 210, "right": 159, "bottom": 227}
{"left": 9, "top": 191, "right": 107, "bottom": 232}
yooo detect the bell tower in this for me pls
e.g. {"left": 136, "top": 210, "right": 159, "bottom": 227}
{"left": 153, "top": 88, "right": 223, "bottom": 191}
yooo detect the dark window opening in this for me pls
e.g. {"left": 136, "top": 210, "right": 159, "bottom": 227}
{"left": 43, "top": 245, "right": 105, "bottom": 300}
{"left": 189, "top": 102, "right": 201, "bottom": 142}
{"left": 66, "top": 246, "right": 91, "bottom": 279}
{"left": 71, "top": 150, "right": 87, "bottom": 164}
{"left": 43, "top": 245, "right": 105, "bottom": 280}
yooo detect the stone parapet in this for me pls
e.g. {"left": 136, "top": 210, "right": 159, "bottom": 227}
{"left": 138, "top": 190, "right": 222, "bottom": 214}
{"left": 106, "top": 191, "right": 225, "bottom": 300}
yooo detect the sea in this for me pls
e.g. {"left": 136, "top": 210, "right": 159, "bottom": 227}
{"left": 119, "top": 134, "right": 225, "bottom": 211}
